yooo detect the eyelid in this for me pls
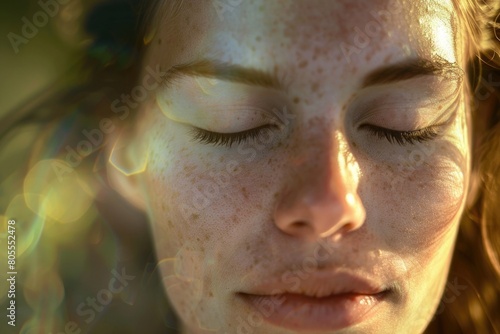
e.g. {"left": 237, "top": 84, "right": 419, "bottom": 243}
{"left": 356, "top": 96, "right": 459, "bottom": 133}
{"left": 359, "top": 123, "right": 443, "bottom": 146}
{"left": 189, "top": 124, "right": 281, "bottom": 147}
{"left": 350, "top": 79, "right": 462, "bottom": 129}
{"left": 360, "top": 124, "right": 440, "bottom": 140}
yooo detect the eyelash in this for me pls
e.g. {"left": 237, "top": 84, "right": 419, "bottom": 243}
{"left": 189, "top": 123, "right": 440, "bottom": 148}
{"left": 189, "top": 124, "right": 279, "bottom": 147}
{"left": 362, "top": 124, "right": 440, "bottom": 145}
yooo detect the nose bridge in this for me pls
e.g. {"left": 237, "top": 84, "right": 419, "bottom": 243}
{"left": 291, "top": 130, "right": 356, "bottom": 200}
{"left": 274, "top": 125, "right": 365, "bottom": 240}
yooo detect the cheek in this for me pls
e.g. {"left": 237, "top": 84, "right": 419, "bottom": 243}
{"left": 142, "top": 115, "right": 284, "bottom": 261}
{"left": 362, "top": 145, "right": 467, "bottom": 254}
{"left": 141, "top": 115, "right": 296, "bottom": 329}
{"left": 403, "top": 160, "right": 465, "bottom": 248}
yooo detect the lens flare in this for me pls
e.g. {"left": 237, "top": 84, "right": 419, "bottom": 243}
{"left": 23, "top": 159, "right": 94, "bottom": 223}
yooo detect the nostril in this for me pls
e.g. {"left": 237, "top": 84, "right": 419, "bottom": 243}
{"left": 342, "top": 222, "right": 357, "bottom": 232}
{"left": 286, "top": 220, "right": 313, "bottom": 235}
{"left": 292, "top": 221, "right": 309, "bottom": 229}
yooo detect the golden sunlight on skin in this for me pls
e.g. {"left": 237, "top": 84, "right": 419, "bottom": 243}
{"left": 108, "top": 0, "right": 471, "bottom": 333}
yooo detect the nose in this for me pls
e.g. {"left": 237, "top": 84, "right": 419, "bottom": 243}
{"left": 273, "top": 132, "right": 366, "bottom": 241}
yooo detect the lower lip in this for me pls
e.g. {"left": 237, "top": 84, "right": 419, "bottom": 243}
{"left": 238, "top": 291, "right": 389, "bottom": 331}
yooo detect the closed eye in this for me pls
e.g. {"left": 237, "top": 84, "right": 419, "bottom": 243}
{"left": 189, "top": 124, "right": 281, "bottom": 147}
{"left": 360, "top": 124, "right": 441, "bottom": 146}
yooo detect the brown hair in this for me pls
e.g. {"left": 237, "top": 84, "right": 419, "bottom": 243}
{"left": 424, "top": 0, "right": 500, "bottom": 332}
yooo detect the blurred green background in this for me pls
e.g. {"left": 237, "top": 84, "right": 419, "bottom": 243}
{"left": 0, "top": 0, "right": 98, "bottom": 119}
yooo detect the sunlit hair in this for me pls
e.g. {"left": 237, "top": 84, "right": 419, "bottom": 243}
{"left": 427, "top": 0, "right": 500, "bottom": 332}
{"left": 0, "top": 0, "right": 499, "bottom": 333}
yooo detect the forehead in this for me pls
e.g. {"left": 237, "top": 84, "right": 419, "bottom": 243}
{"left": 147, "top": 0, "right": 459, "bottom": 88}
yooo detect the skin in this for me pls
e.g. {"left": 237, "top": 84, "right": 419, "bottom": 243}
{"left": 108, "top": 0, "right": 471, "bottom": 333}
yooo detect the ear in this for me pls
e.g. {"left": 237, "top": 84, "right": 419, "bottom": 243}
{"left": 106, "top": 125, "right": 149, "bottom": 211}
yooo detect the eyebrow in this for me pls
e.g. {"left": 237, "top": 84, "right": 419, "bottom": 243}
{"left": 361, "top": 57, "right": 464, "bottom": 88}
{"left": 160, "top": 57, "right": 463, "bottom": 91}
{"left": 160, "top": 59, "right": 284, "bottom": 90}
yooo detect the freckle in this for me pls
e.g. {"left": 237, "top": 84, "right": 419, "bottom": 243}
{"left": 351, "top": 141, "right": 357, "bottom": 148}
{"left": 312, "top": 82, "right": 319, "bottom": 92}
{"left": 242, "top": 187, "right": 249, "bottom": 200}
{"left": 298, "top": 60, "right": 308, "bottom": 68}
{"left": 293, "top": 97, "right": 300, "bottom": 104}
{"left": 256, "top": 35, "right": 261, "bottom": 41}
{"left": 365, "top": 53, "right": 372, "bottom": 62}
{"left": 208, "top": 291, "right": 213, "bottom": 297}
{"left": 158, "top": 38, "right": 162, "bottom": 45}
{"left": 438, "top": 105, "right": 443, "bottom": 110}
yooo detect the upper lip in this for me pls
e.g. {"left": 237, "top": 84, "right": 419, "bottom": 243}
{"left": 240, "top": 270, "right": 388, "bottom": 298}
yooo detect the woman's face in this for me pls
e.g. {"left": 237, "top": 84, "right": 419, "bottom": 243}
{"left": 110, "top": 0, "right": 471, "bottom": 333}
